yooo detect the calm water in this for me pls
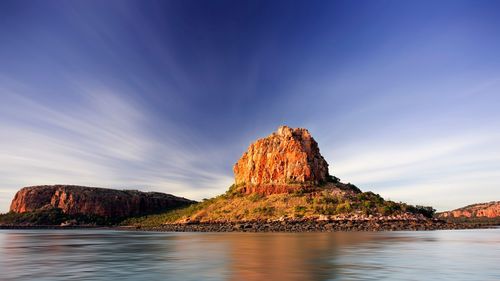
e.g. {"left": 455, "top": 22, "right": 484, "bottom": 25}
{"left": 0, "top": 229, "right": 499, "bottom": 280}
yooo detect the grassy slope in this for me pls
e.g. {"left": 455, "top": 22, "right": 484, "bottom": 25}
{"left": 121, "top": 182, "right": 436, "bottom": 227}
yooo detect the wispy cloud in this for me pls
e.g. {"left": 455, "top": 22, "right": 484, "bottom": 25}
{"left": 1, "top": 1, "right": 500, "bottom": 213}
{"left": 0, "top": 79, "right": 233, "bottom": 212}
{"left": 324, "top": 133, "right": 500, "bottom": 211}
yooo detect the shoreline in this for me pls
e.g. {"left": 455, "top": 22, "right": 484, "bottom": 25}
{"left": 0, "top": 225, "right": 113, "bottom": 230}
{"left": 2, "top": 219, "right": 494, "bottom": 232}
{"left": 132, "top": 219, "right": 492, "bottom": 232}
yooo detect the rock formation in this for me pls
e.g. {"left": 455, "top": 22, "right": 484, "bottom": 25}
{"left": 233, "top": 126, "right": 330, "bottom": 194}
{"left": 438, "top": 201, "right": 500, "bottom": 219}
{"left": 9, "top": 185, "right": 195, "bottom": 218}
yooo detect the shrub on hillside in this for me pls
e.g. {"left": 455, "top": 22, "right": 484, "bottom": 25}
{"left": 408, "top": 205, "right": 436, "bottom": 218}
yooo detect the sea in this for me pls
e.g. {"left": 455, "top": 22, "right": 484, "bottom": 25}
{"left": 0, "top": 228, "right": 498, "bottom": 280}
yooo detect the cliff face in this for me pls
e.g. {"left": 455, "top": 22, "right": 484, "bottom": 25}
{"left": 9, "top": 185, "right": 195, "bottom": 218}
{"left": 233, "top": 126, "right": 329, "bottom": 194}
{"left": 438, "top": 201, "right": 500, "bottom": 219}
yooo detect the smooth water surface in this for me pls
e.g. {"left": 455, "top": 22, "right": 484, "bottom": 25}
{"left": 0, "top": 229, "right": 499, "bottom": 280}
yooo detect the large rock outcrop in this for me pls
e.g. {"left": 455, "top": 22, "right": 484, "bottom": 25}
{"left": 9, "top": 185, "right": 195, "bottom": 218}
{"left": 233, "top": 126, "right": 330, "bottom": 194}
{"left": 438, "top": 201, "right": 500, "bottom": 219}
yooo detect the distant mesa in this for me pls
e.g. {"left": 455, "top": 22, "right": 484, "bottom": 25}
{"left": 438, "top": 201, "right": 500, "bottom": 219}
{"left": 9, "top": 185, "right": 195, "bottom": 218}
{"left": 233, "top": 125, "right": 331, "bottom": 195}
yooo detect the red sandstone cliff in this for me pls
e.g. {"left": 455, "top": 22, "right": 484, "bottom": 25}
{"left": 438, "top": 201, "right": 500, "bottom": 219}
{"left": 9, "top": 185, "right": 195, "bottom": 218}
{"left": 233, "top": 126, "right": 330, "bottom": 194}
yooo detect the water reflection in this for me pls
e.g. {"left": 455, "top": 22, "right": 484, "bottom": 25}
{"left": 222, "top": 233, "right": 369, "bottom": 280}
{"left": 0, "top": 229, "right": 498, "bottom": 280}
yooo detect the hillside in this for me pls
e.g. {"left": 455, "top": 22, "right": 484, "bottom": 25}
{"left": 123, "top": 126, "right": 436, "bottom": 228}
{"left": 122, "top": 181, "right": 436, "bottom": 228}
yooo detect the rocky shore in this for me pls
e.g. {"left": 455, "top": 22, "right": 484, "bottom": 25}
{"left": 1, "top": 218, "right": 492, "bottom": 232}
{"left": 128, "top": 219, "right": 487, "bottom": 232}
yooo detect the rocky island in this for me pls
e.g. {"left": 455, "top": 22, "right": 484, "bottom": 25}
{"left": 122, "top": 126, "right": 482, "bottom": 231}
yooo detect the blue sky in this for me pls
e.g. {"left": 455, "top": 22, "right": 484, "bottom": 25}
{"left": 1, "top": 0, "right": 499, "bottom": 212}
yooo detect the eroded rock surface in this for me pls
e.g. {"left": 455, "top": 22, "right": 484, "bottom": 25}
{"left": 233, "top": 126, "right": 330, "bottom": 193}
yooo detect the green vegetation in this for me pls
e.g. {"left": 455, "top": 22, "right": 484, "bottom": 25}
{"left": 407, "top": 205, "right": 436, "bottom": 218}
{"left": 225, "top": 183, "right": 244, "bottom": 197}
{"left": 0, "top": 202, "right": 199, "bottom": 227}
{"left": 336, "top": 200, "right": 352, "bottom": 213}
{"left": 291, "top": 188, "right": 306, "bottom": 197}
{"left": 253, "top": 206, "right": 275, "bottom": 216}
{"left": 309, "top": 190, "right": 436, "bottom": 218}
{"left": 293, "top": 205, "right": 307, "bottom": 218}
{"left": 0, "top": 208, "right": 123, "bottom": 226}
{"left": 120, "top": 184, "right": 442, "bottom": 227}
{"left": 326, "top": 175, "right": 340, "bottom": 184}
{"left": 248, "top": 193, "right": 264, "bottom": 202}
{"left": 121, "top": 195, "right": 226, "bottom": 227}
